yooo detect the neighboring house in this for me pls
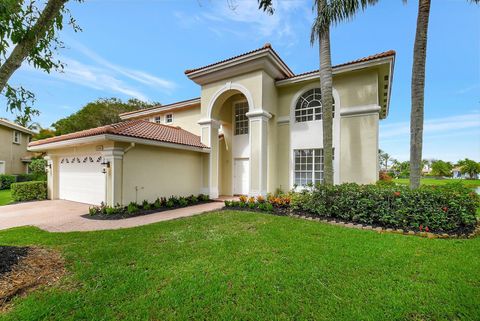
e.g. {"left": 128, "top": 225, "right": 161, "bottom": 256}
{"left": 29, "top": 44, "right": 395, "bottom": 206}
{"left": 452, "top": 167, "right": 479, "bottom": 179}
{"left": 0, "top": 118, "right": 34, "bottom": 175}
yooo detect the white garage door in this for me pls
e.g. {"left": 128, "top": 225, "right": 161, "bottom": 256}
{"left": 59, "top": 155, "right": 106, "bottom": 205}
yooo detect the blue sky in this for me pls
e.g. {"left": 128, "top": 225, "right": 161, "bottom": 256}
{"left": 1, "top": 0, "right": 479, "bottom": 162}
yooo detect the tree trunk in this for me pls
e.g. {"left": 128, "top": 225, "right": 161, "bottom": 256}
{"left": 318, "top": 0, "right": 334, "bottom": 186}
{"left": 409, "top": 0, "right": 431, "bottom": 189}
{"left": 0, "top": 0, "right": 68, "bottom": 93}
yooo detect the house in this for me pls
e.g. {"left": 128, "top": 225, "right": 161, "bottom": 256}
{"left": 0, "top": 118, "right": 35, "bottom": 175}
{"left": 29, "top": 44, "right": 395, "bottom": 206}
{"left": 452, "top": 167, "right": 479, "bottom": 179}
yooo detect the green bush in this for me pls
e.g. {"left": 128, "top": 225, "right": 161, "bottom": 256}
{"left": 11, "top": 181, "right": 47, "bottom": 202}
{"left": 127, "top": 202, "right": 139, "bottom": 214}
{"left": 291, "top": 183, "right": 479, "bottom": 233}
{"left": 0, "top": 175, "right": 16, "bottom": 190}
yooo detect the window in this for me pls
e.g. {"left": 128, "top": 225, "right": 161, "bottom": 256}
{"left": 154, "top": 116, "right": 161, "bottom": 124}
{"left": 13, "top": 131, "right": 20, "bottom": 144}
{"left": 165, "top": 114, "right": 173, "bottom": 124}
{"left": 295, "top": 88, "right": 335, "bottom": 123}
{"left": 294, "top": 149, "right": 324, "bottom": 186}
{"left": 234, "top": 101, "right": 249, "bottom": 135}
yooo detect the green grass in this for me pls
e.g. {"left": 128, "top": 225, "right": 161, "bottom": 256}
{"left": 0, "top": 211, "right": 479, "bottom": 320}
{"left": 0, "top": 189, "right": 12, "bottom": 206}
{"left": 393, "top": 178, "right": 480, "bottom": 187}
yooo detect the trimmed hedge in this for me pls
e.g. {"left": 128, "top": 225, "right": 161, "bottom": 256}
{"left": 0, "top": 175, "right": 16, "bottom": 190}
{"left": 11, "top": 181, "right": 47, "bottom": 202}
{"left": 291, "top": 183, "right": 479, "bottom": 234}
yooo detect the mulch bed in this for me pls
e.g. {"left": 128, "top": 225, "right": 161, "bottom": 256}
{"left": 0, "top": 246, "right": 66, "bottom": 312}
{"left": 83, "top": 200, "right": 215, "bottom": 220}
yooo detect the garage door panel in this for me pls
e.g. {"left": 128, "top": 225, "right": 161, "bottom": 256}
{"left": 59, "top": 154, "right": 106, "bottom": 205}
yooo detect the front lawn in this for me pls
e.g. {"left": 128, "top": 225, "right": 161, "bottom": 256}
{"left": 0, "top": 211, "right": 479, "bottom": 320}
{"left": 394, "top": 178, "right": 480, "bottom": 187}
{"left": 0, "top": 190, "right": 12, "bottom": 206}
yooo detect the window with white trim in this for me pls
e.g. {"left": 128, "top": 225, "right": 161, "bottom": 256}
{"left": 165, "top": 114, "right": 173, "bottom": 124}
{"left": 13, "top": 131, "right": 20, "bottom": 144}
{"left": 294, "top": 149, "right": 323, "bottom": 186}
{"left": 234, "top": 101, "right": 249, "bottom": 135}
{"left": 295, "top": 88, "right": 335, "bottom": 123}
{"left": 154, "top": 116, "right": 161, "bottom": 124}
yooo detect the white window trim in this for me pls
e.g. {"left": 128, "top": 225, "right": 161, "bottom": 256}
{"left": 233, "top": 99, "right": 249, "bottom": 136}
{"left": 13, "top": 131, "right": 21, "bottom": 144}
{"left": 154, "top": 116, "right": 162, "bottom": 124}
{"left": 165, "top": 113, "right": 173, "bottom": 124}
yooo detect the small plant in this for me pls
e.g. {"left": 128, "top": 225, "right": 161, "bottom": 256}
{"left": 224, "top": 200, "right": 232, "bottom": 207}
{"left": 105, "top": 206, "right": 117, "bottom": 215}
{"left": 153, "top": 198, "right": 162, "bottom": 208}
{"left": 248, "top": 196, "right": 255, "bottom": 204}
{"left": 142, "top": 200, "right": 152, "bottom": 210}
{"left": 127, "top": 202, "right": 139, "bottom": 214}
{"left": 239, "top": 195, "right": 248, "bottom": 203}
{"left": 166, "top": 199, "right": 175, "bottom": 208}
{"left": 89, "top": 206, "right": 100, "bottom": 216}
{"left": 198, "top": 194, "right": 209, "bottom": 202}
{"left": 178, "top": 197, "right": 188, "bottom": 207}
{"left": 265, "top": 203, "right": 274, "bottom": 212}
{"left": 168, "top": 196, "right": 179, "bottom": 206}
{"left": 189, "top": 195, "right": 198, "bottom": 204}
{"left": 256, "top": 195, "right": 265, "bottom": 203}
{"left": 248, "top": 202, "right": 256, "bottom": 209}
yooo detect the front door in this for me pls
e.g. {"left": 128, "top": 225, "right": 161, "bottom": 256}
{"left": 234, "top": 158, "right": 249, "bottom": 195}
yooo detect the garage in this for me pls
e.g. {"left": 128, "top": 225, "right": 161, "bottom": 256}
{"left": 58, "top": 154, "right": 106, "bottom": 205}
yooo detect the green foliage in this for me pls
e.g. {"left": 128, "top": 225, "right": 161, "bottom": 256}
{"left": 291, "top": 183, "right": 479, "bottom": 233}
{"left": 127, "top": 202, "right": 139, "bottom": 214}
{"left": 0, "top": 175, "right": 16, "bottom": 189}
{"left": 458, "top": 158, "right": 480, "bottom": 178}
{"left": 28, "top": 158, "right": 47, "bottom": 174}
{"left": 52, "top": 98, "right": 157, "bottom": 135}
{"left": 391, "top": 160, "right": 410, "bottom": 178}
{"left": 198, "top": 194, "right": 210, "bottom": 202}
{"left": 431, "top": 160, "right": 453, "bottom": 176}
{"left": 10, "top": 181, "right": 47, "bottom": 202}
{"left": 32, "top": 128, "right": 56, "bottom": 141}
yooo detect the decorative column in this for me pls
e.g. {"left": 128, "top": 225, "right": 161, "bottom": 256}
{"left": 44, "top": 155, "right": 59, "bottom": 200}
{"left": 102, "top": 147, "right": 124, "bottom": 206}
{"left": 198, "top": 119, "right": 221, "bottom": 199}
{"left": 246, "top": 110, "right": 271, "bottom": 196}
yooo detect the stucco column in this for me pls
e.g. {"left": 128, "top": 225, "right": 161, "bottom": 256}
{"left": 102, "top": 147, "right": 124, "bottom": 206}
{"left": 44, "top": 155, "right": 59, "bottom": 200}
{"left": 198, "top": 119, "right": 220, "bottom": 199}
{"left": 246, "top": 110, "right": 271, "bottom": 197}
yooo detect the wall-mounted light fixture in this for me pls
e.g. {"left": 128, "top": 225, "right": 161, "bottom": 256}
{"left": 101, "top": 160, "right": 110, "bottom": 174}
{"left": 45, "top": 163, "right": 52, "bottom": 171}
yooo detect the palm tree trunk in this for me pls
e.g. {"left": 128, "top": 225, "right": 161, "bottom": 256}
{"left": 318, "top": 0, "right": 334, "bottom": 186}
{"left": 409, "top": 0, "right": 431, "bottom": 189}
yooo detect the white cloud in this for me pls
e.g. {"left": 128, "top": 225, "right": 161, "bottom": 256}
{"left": 380, "top": 112, "right": 480, "bottom": 139}
{"left": 456, "top": 83, "right": 480, "bottom": 94}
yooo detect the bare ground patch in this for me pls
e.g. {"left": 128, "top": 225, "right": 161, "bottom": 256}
{"left": 0, "top": 246, "right": 66, "bottom": 312}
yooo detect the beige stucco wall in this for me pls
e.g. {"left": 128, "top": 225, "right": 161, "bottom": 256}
{"left": 340, "top": 114, "right": 379, "bottom": 184}
{"left": 0, "top": 126, "right": 31, "bottom": 174}
{"left": 121, "top": 144, "right": 203, "bottom": 204}
{"left": 146, "top": 107, "right": 202, "bottom": 136}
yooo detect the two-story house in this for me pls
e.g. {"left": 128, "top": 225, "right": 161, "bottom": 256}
{"left": 0, "top": 118, "right": 35, "bottom": 175}
{"left": 29, "top": 45, "right": 395, "bottom": 206}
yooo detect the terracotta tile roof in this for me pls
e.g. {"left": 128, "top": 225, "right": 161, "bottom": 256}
{"left": 29, "top": 120, "right": 208, "bottom": 149}
{"left": 278, "top": 50, "right": 396, "bottom": 81}
{"left": 184, "top": 43, "right": 293, "bottom": 76}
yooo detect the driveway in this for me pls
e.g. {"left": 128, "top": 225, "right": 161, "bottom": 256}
{"left": 0, "top": 200, "right": 224, "bottom": 233}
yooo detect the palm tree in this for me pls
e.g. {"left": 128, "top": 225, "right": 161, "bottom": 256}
{"left": 409, "top": 0, "right": 479, "bottom": 189}
{"left": 259, "top": 0, "right": 378, "bottom": 185}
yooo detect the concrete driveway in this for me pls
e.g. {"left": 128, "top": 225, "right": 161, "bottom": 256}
{"left": 0, "top": 200, "right": 224, "bottom": 233}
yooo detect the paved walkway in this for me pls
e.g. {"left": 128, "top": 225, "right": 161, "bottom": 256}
{"left": 0, "top": 200, "right": 224, "bottom": 233}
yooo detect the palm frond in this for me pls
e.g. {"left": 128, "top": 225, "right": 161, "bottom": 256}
{"left": 257, "top": 0, "right": 275, "bottom": 15}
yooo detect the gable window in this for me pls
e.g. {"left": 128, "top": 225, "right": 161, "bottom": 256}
{"left": 13, "top": 131, "right": 21, "bottom": 144}
{"left": 165, "top": 114, "right": 173, "bottom": 124}
{"left": 234, "top": 101, "right": 249, "bottom": 135}
{"left": 294, "top": 149, "right": 323, "bottom": 186}
{"left": 295, "top": 88, "right": 335, "bottom": 123}
{"left": 154, "top": 116, "right": 161, "bottom": 124}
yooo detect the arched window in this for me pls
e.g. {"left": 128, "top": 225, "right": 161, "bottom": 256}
{"left": 295, "top": 88, "right": 334, "bottom": 123}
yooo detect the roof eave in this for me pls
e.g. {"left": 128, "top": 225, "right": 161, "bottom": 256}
{"left": 120, "top": 99, "right": 201, "bottom": 120}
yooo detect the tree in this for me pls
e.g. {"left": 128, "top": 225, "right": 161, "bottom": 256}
{"left": 378, "top": 149, "right": 393, "bottom": 171}
{"left": 409, "top": 0, "right": 479, "bottom": 189}
{"left": 430, "top": 160, "right": 452, "bottom": 177}
{"left": 457, "top": 159, "right": 480, "bottom": 179}
{"left": 52, "top": 98, "right": 158, "bottom": 135}
{"left": 258, "top": 0, "right": 378, "bottom": 185}
{"left": 32, "top": 128, "right": 56, "bottom": 141}
{"left": 1, "top": 0, "right": 81, "bottom": 121}
{"left": 391, "top": 160, "right": 410, "bottom": 178}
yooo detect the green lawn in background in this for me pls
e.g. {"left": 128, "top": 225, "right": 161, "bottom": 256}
{"left": 0, "top": 189, "right": 12, "bottom": 206}
{"left": 394, "top": 178, "right": 480, "bottom": 187}
{"left": 0, "top": 210, "right": 479, "bottom": 320}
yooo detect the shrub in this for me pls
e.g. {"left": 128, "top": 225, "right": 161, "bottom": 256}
{"left": 178, "top": 197, "right": 188, "bottom": 207}
{"left": 105, "top": 206, "right": 117, "bottom": 215}
{"left": 127, "top": 202, "right": 139, "bottom": 214}
{"left": 28, "top": 158, "right": 47, "bottom": 174}
{"left": 256, "top": 195, "right": 265, "bottom": 203}
{"left": 379, "top": 171, "right": 392, "bottom": 182}
{"left": 11, "top": 181, "right": 47, "bottom": 202}
{"left": 0, "top": 175, "right": 16, "bottom": 190}
{"left": 89, "top": 206, "right": 100, "bottom": 216}
{"left": 153, "top": 198, "right": 162, "bottom": 209}
{"left": 239, "top": 195, "right": 248, "bottom": 203}
{"left": 290, "top": 183, "right": 479, "bottom": 233}
{"left": 188, "top": 195, "right": 198, "bottom": 204}
{"left": 198, "top": 194, "right": 209, "bottom": 202}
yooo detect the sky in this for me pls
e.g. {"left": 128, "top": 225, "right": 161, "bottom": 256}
{"left": 1, "top": 0, "right": 479, "bottom": 162}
